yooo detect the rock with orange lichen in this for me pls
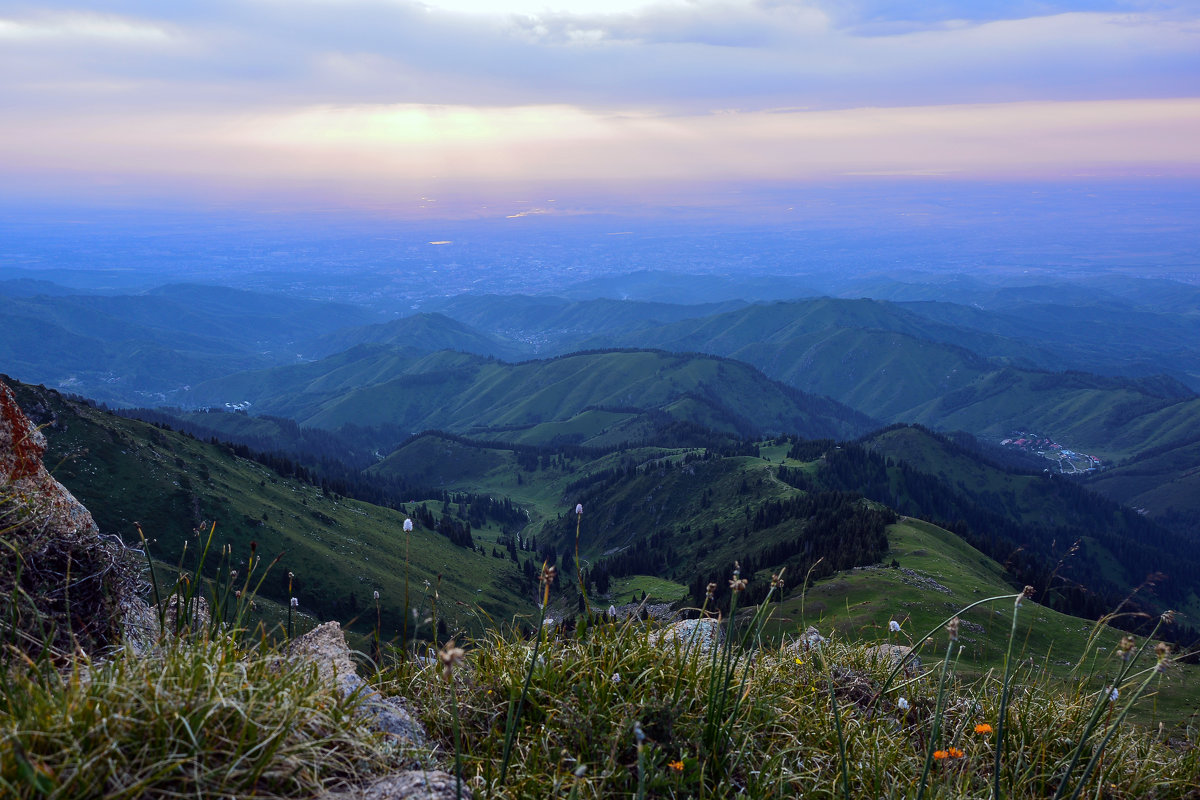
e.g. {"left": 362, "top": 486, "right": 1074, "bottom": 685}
{"left": 1, "top": 378, "right": 141, "bottom": 658}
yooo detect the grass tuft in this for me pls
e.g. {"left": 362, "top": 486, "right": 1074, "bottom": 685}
{"left": 0, "top": 633, "right": 391, "bottom": 798}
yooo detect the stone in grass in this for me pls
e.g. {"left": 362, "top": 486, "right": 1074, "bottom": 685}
{"left": 649, "top": 617, "right": 723, "bottom": 654}
{"left": 285, "top": 621, "right": 426, "bottom": 751}
{"left": 783, "top": 626, "right": 827, "bottom": 655}
{"left": 864, "top": 643, "right": 922, "bottom": 674}
{"left": 322, "top": 771, "right": 472, "bottom": 800}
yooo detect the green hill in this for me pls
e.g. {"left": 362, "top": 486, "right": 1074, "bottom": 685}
{"left": 181, "top": 348, "right": 877, "bottom": 446}
{"left": 306, "top": 311, "right": 526, "bottom": 361}
{"left": 502, "top": 425, "right": 1200, "bottom": 635}
{"left": 0, "top": 284, "right": 371, "bottom": 406}
{"left": 769, "top": 515, "right": 1198, "bottom": 724}
{"left": 567, "top": 297, "right": 1200, "bottom": 462}
{"left": 421, "top": 293, "right": 748, "bottom": 350}
{"left": 852, "top": 425, "right": 1200, "bottom": 624}
{"left": 1085, "top": 434, "right": 1200, "bottom": 534}
{"left": 899, "top": 298, "right": 1200, "bottom": 387}
{"left": 5, "top": 379, "right": 532, "bottom": 641}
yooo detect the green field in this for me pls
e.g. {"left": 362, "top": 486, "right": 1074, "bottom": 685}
{"left": 769, "top": 518, "right": 1200, "bottom": 725}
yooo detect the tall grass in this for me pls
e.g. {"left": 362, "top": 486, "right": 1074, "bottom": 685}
{"left": 3, "top": 501, "right": 1196, "bottom": 800}
{"left": 0, "top": 633, "right": 391, "bottom": 798}
{"left": 391, "top": 574, "right": 1195, "bottom": 799}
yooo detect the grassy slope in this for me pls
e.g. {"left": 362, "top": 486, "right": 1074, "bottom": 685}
{"left": 771, "top": 517, "right": 1200, "bottom": 725}
{"left": 1086, "top": 436, "right": 1200, "bottom": 529}
{"left": 373, "top": 434, "right": 793, "bottom": 577}
{"left": 859, "top": 425, "right": 1200, "bottom": 624}
{"left": 9, "top": 381, "right": 531, "bottom": 639}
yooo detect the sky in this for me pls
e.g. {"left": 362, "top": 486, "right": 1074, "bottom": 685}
{"left": 2, "top": 0, "right": 1199, "bottom": 215}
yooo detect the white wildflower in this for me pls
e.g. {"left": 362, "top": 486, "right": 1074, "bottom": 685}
{"left": 576, "top": 503, "right": 583, "bottom": 514}
{"left": 898, "top": 697, "right": 910, "bottom": 711}
{"left": 403, "top": 518, "right": 414, "bottom": 532}
{"left": 1109, "top": 687, "right": 1119, "bottom": 702}
{"left": 373, "top": 590, "right": 380, "bottom": 601}
{"left": 611, "top": 672, "right": 622, "bottom": 684}
{"left": 290, "top": 597, "right": 299, "bottom": 608}
{"left": 889, "top": 620, "right": 902, "bottom": 633}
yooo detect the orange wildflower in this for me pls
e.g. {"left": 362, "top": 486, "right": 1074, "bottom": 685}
{"left": 933, "top": 750, "right": 949, "bottom": 760}
{"left": 947, "top": 747, "right": 964, "bottom": 758}
{"left": 934, "top": 748, "right": 965, "bottom": 760}
{"left": 668, "top": 760, "right": 685, "bottom": 772}
{"left": 975, "top": 723, "right": 994, "bottom": 734}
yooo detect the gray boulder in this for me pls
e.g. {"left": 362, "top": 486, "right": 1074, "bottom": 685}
{"left": 649, "top": 617, "right": 723, "bottom": 654}
{"left": 286, "top": 621, "right": 426, "bottom": 750}
{"left": 322, "top": 771, "right": 471, "bottom": 800}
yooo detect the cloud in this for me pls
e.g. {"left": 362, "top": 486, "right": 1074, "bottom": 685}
{"left": 0, "top": 0, "right": 1197, "bottom": 206}
{"left": 3, "top": 98, "right": 1195, "bottom": 196}
{"left": 2, "top": 0, "right": 1197, "bottom": 112}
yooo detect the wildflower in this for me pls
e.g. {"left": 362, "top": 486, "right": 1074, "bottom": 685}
{"left": 290, "top": 597, "right": 299, "bottom": 607}
{"left": 633, "top": 721, "right": 646, "bottom": 744}
{"left": 1161, "top": 609, "right": 1176, "bottom": 625}
{"left": 1109, "top": 687, "right": 1119, "bottom": 702}
{"left": 575, "top": 503, "right": 583, "bottom": 515}
{"left": 403, "top": 518, "right": 414, "bottom": 532}
{"left": 1118, "top": 636, "right": 1136, "bottom": 660}
{"left": 974, "top": 723, "right": 993, "bottom": 735}
{"left": 947, "top": 616, "right": 960, "bottom": 642}
{"left": 947, "top": 747, "right": 964, "bottom": 758}
{"left": 889, "top": 620, "right": 902, "bottom": 633}
{"left": 897, "top": 697, "right": 909, "bottom": 711}
{"left": 1017, "top": 585, "right": 1034, "bottom": 607}
{"left": 611, "top": 672, "right": 622, "bottom": 684}
{"left": 373, "top": 590, "right": 380, "bottom": 601}
{"left": 438, "top": 641, "right": 466, "bottom": 681}
{"left": 607, "top": 605, "right": 617, "bottom": 618}
{"left": 540, "top": 563, "right": 557, "bottom": 585}
{"left": 729, "top": 562, "right": 747, "bottom": 594}
{"left": 794, "top": 657, "right": 804, "bottom": 665}
{"left": 1155, "top": 641, "right": 1172, "bottom": 671}
{"left": 933, "top": 750, "right": 949, "bottom": 760}
{"left": 771, "top": 571, "right": 786, "bottom": 589}
{"left": 705, "top": 582, "right": 717, "bottom": 601}
{"left": 668, "top": 760, "right": 684, "bottom": 772}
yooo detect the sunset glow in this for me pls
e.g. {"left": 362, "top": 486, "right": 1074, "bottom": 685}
{"left": 1, "top": 1, "right": 1197, "bottom": 210}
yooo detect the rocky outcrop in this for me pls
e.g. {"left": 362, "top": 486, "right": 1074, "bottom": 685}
{"left": 287, "top": 622, "right": 426, "bottom": 751}
{"left": 0, "top": 379, "right": 141, "bottom": 657}
{"left": 287, "top": 622, "right": 472, "bottom": 799}
{"left": 649, "top": 617, "right": 723, "bottom": 653}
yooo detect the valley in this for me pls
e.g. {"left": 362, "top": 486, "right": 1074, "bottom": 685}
{"left": 3, "top": 263, "right": 1199, "bottom": 704}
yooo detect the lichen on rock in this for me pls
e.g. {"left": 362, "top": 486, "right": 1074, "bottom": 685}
{"left": 0, "top": 379, "right": 142, "bottom": 658}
